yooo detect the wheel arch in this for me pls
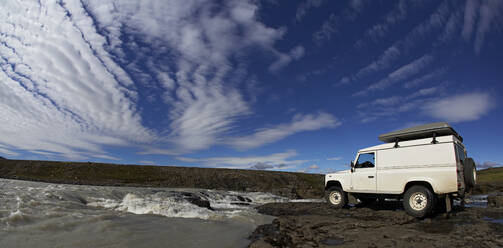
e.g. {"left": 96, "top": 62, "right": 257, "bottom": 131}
{"left": 403, "top": 180, "right": 434, "bottom": 195}
{"left": 325, "top": 180, "right": 342, "bottom": 190}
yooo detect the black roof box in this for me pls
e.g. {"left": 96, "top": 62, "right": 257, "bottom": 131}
{"left": 379, "top": 122, "right": 462, "bottom": 143}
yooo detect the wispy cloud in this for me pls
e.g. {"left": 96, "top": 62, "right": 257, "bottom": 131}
{"left": 422, "top": 92, "right": 495, "bottom": 122}
{"left": 226, "top": 112, "right": 340, "bottom": 150}
{"left": 0, "top": 0, "right": 155, "bottom": 160}
{"left": 138, "top": 160, "right": 156, "bottom": 165}
{"left": 476, "top": 161, "right": 502, "bottom": 169}
{"left": 296, "top": 0, "right": 324, "bottom": 22}
{"left": 403, "top": 67, "right": 447, "bottom": 88}
{"left": 354, "top": 54, "right": 434, "bottom": 96}
{"left": 91, "top": 154, "right": 122, "bottom": 161}
{"left": 176, "top": 150, "right": 307, "bottom": 169}
{"left": 354, "top": 85, "right": 448, "bottom": 123}
{"left": 313, "top": 0, "right": 369, "bottom": 46}
{"left": 326, "top": 157, "right": 342, "bottom": 161}
{"left": 0, "top": 0, "right": 300, "bottom": 159}
{"left": 339, "top": 1, "right": 452, "bottom": 85}
{"left": 462, "top": 0, "right": 503, "bottom": 53}
{"left": 0, "top": 147, "right": 19, "bottom": 157}
{"left": 269, "top": 45, "right": 305, "bottom": 72}
{"left": 353, "top": 0, "right": 415, "bottom": 49}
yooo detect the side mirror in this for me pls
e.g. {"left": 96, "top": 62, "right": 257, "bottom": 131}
{"left": 350, "top": 161, "right": 355, "bottom": 173}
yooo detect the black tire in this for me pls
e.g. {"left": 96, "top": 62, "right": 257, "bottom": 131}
{"left": 325, "top": 186, "right": 348, "bottom": 208}
{"left": 403, "top": 185, "right": 435, "bottom": 218}
{"left": 464, "top": 158, "right": 476, "bottom": 188}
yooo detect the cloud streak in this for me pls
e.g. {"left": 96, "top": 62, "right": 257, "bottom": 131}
{"left": 354, "top": 54, "right": 434, "bottom": 96}
{"left": 226, "top": 112, "right": 340, "bottom": 150}
{"left": 176, "top": 150, "right": 306, "bottom": 169}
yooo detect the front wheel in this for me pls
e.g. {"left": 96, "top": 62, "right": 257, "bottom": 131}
{"left": 403, "top": 185, "right": 434, "bottom": 218}
{"left": 325, "top": 186, "right": 348, "bottom": 208}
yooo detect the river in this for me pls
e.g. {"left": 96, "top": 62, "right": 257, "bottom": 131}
{"left": 0, "top": 178, "right": 292, "bottom": 247}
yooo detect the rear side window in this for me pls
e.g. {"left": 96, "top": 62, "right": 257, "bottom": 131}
{"left": 455, "top": 145, "right": 466, "bottom": 163}
{"left": 356, "top": 153, "right": 375, "bottom": 168}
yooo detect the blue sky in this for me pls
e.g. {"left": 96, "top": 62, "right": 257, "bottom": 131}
{"left": 1, "top": 0, "right": 502, "bottom": 173}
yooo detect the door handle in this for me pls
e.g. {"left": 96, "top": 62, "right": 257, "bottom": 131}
{"left": 368, "top": 176, "right": 374, "bottom": 178}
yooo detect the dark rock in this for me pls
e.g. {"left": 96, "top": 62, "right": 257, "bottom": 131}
{"left": 487, "top": 193, "right": 503, "bottom": 208}
{"left": 237, "top": 195, "right": 252, "bottom": 202}
{"left": 185, "top": 196, "right": 213, "bottom": 210}
{"left": 249, "top": 202, "right": 503, "bottom": 247}
{"left": 248, "top": 219, "right": 293, "bottom": 248}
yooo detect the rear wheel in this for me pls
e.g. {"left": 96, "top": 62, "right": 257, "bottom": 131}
{"left": 325, "top": 186, "right": 347, "bottom": 208}
{"left": 403, "top": 185, "right": 434, "bottom": 218}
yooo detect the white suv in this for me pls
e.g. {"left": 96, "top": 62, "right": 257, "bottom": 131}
{"left": 324, "top": 122, "right": 476, "bottom": 218}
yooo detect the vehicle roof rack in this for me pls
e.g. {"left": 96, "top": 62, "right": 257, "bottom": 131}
{"left": 379, "top": 122, "right": 463, "bottom": 143}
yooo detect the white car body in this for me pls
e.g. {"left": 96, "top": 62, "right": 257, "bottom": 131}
{"left": 325, "top": 135, "right": 466, "bottom": 196}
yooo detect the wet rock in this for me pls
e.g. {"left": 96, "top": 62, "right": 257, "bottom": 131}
{"left": 237, "top": 195, "right": 252, "bottom": 202}
{"left": 487, "top": 193, "right": 503, "bottom": 208}
{"left": 185, "top": 196, "right": 213, "bottom": 210}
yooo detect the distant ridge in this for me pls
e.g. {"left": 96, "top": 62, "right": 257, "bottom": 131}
{"left": 0, "top": 156, "right": 6, "bottom": 160}
{"left": 0, "top": 159, "right": 324, "bottom": 199}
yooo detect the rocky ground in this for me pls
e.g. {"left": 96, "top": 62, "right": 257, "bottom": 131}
{"left": 249, "top": 201, "right": 503, "bottom": 248}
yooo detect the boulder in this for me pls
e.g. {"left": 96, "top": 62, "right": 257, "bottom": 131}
{"left": 487, "top": 193, "right": 503, "bottom": 208}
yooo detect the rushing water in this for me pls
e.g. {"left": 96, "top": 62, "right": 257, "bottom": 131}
{"left": 0, "top": 179, "right": 291, "bottom": 248}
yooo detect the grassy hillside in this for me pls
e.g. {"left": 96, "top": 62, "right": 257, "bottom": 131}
{"left": 0, "top": 159, "right": 325, "bottom": 199}
{"left": 473, "top": 167, "right": 503, "bottom": 194}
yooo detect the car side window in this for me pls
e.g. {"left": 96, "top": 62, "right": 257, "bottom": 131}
{"left": 456, "top": 145, "right": 466, "bottom": 163}
{"left": 355, "top": 153, "right": 375, "bottom": 169}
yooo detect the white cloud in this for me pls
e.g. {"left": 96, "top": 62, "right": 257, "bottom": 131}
{"left": 226, "top": 112, "right": 340, "bottom": 150}
{"left": 308, "top": 164, "right": 319, "bottom": 169}
{"left": 0, "top": 0, "right": 296, "bottom": 158}
{"left": 82, "top": 0, "right": 293, "bottom": 153}
{"left": 176, "top": 150, "right": 307, "bottom": 169}
{"left": 422, "top": 92, "right": 494, "bottom": 122}
{"left": 326, "top": 157, "right": 342, "bottom": 161}
{"left": 0, "top": 0, "right": 155, "bottom": 159}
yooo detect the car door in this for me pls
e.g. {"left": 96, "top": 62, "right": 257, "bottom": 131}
{"left": 351, "top": 152, "right": 377, "bottom": 193}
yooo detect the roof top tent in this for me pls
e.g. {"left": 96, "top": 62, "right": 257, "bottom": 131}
{"left": 379, "top": 122, "right": 463, "bottom": 144}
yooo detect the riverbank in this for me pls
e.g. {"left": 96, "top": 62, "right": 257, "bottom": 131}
{"left": 248, "top": 201, "right": 503, "bottom": 247}
{"left": 0, "top": 159, "right": 323, "bottom": 199}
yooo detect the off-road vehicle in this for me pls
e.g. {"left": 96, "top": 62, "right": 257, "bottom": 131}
{"left": 325, "top": 122, "right": 476, "bottom": 217}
